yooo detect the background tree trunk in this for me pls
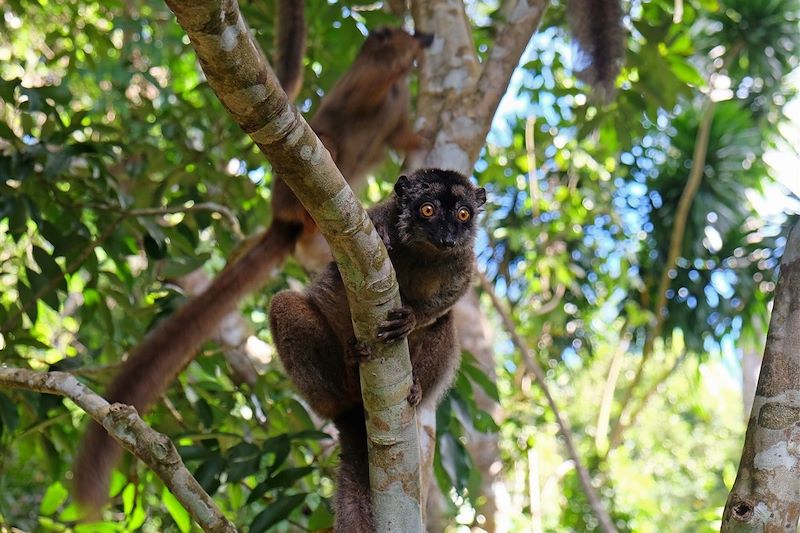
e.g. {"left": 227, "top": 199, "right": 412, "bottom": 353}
{"left": 722, "top": 221, "right": 800, "bottom": 531}
{"left": 407, "top": 1, "right": 548, "bottom": 526}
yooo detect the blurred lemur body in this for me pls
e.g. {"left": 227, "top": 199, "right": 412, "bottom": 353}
{"left": 73, "top": 25, "right": 433, "bottom": 510}
{"left": 269, "top": 169, "right": 487, "bottom": 532}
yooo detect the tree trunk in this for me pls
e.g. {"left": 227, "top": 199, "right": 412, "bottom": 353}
{"left": 408, "top": 1, "right": 548, "bottom": 524}
{"left": 721, "top": 221, "right": 800, "bottom": 531}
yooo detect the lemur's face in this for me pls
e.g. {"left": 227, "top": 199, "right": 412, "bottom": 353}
{"left": 363, "top": 27, "right": 434, "bottom": 70}
{"left": 394, "top": 169, "right": 486, "bottom": 254}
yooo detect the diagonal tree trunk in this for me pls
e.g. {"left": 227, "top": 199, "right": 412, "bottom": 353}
{"left": 162, "top": 1, "right": 424, "bottom": 529}
{"left": 721, "top": 221, "right": 800, "bottom": 531}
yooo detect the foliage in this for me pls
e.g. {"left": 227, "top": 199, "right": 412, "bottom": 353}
{"left": 0, "top": 0, "right": 798, "bottom": 531}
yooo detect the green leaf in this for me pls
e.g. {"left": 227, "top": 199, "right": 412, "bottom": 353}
{"left": 195, "top": 397, "right": 214, "bottom": 428}
{"left": 0, "top": 77, "right": 19, "bottom": 102}
{"left": 74, "top": 523, "right": 120, "bottom": 533}
{"left": 247, "top": 467, "right": 314, "bottom": 504}
{"left": 288, "top": 429, "right": 333, "bottom": 441}
{"left": 0, "top": 392, "right": 19, "bottom": 432}
{"left": 194, "top": 455, "right": 225, "bottom": 495}
{"left": 32, "top": 245, "right": 63, "bottom": 281}
{"left": 162, "top": 487, "right": 191, "bottom": 533}
{"left": 127, "top": 504, "right": 147, "bottom": 530}
{"left": 262, "top": 434, "right": 291, "bottom": 473}
{"left": 177, "top": 444, "right": 212, "bottom": 461}
{"left": 17, "top": 281, "right": 38, "bottom": 324}
{"left": 471, "top": 410, "right": 501, "bottom": 433}
{"left": 461, "top": 355, "right": 500, "bottom": 402}
{"left": 226, "top": 441, "right": 262, "bottom": 483}
{"left": 26, "top": 266, "right": 60, "bottom": 311}
{"left": 250, "top": 493, "right": 307, "bottom": 533}
{"left": 57, "top": 503, "right": 81, "bottom": 522}
{"left": 307, "top": 500, "right": 335, "bottom": 530}
{"left": 143, "top": 233, "right": 167, "bottom": 260}
{"left": 666, "top": 57, "right": 705, "bottom": 87}
{"left": 39, "top": 481, "right": 68, "bottom": 515}
{"left": 121, "top": 483, "right": 136, "bottom": 515}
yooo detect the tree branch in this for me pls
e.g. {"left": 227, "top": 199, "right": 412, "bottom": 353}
{"left": 0, "top": 368, "right": 236, "bottom": 533}
{"left": 478, "top": 272, "right": 618, "bottom": 533}
{"left": 525, "top": 114, "right": 541, "bottom": 218}
{"left": 606, "top": 351, "right": 688, "bottom": 453}
{"left": 126, "top": 202, "right": 244, "bottom": 240}
{"left": 162, "top": 1, "right": 422, "bottom": 530}
{"left": 408, "top": 0, "right": 481, "bottom": 173}
{"left": 594, "top": 324, "right": 631, "bottom": 454}
{"left": 475, "top": 0, "right": 548, "bottom": 120}
{"left": 409, "top": 0, "right": 547, "bottom": 173}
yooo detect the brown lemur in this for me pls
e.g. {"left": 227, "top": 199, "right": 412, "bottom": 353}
{"left": 269, "top": 169, "right": 487, "bottom": 532}
{"left": 73, "top": 26, "right": 434, "bottom": 511}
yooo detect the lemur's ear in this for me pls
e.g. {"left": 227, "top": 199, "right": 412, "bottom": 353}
{"left": 371, "top": 27, "right": 391, "bottom": 41}
{"left": 474, "top": 187, "right": 487, "bottom": 207}
{"left": 394, "top": 175, "right": 410, "bottom": 197}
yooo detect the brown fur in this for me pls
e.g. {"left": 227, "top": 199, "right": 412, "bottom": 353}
{"left": 73, "top": 27, "right": 432, "bottom": 513}
{"left": 567, "top": 0, "right": 625, "bottom": 100}
{"left": 274, "top": 0, "right": 306, "bottom": 102}
{"left": 269, "top": 169, "right": 486, "bottom": 531}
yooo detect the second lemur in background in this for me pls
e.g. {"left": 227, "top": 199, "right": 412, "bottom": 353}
{"left": 73, "top": 25, "right": 434, "bottom": 512}
{"left": 270, "top": 168, "right": 487, "bottom": 532}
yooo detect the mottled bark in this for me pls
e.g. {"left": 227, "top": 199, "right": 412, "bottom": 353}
{"left": 721, "top": 221, "right": 800, "bottom": 532}
{"left": 410, "top": 0, "right": 548, "bottom": 173}
{"left": 162, "top": 1, "right": 422, "bottom": 530}
{"left": 0, "top": 368, "right": 237, "bottom": 533}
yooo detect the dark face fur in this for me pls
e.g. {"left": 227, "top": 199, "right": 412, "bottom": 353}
{"left": 394, "top": 169, "right": 486, "bottom": 254}
{"left": 362, "top": 27, "right": 434, "bottom": 69}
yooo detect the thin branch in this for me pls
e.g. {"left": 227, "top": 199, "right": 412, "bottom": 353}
{"left": 531, "top": 282, "right": 566, "bottom": 316}
{"left": 125, "top": 202, "right": 244, "bottom": 240}
{"left": 611, "top": 98, "right": 716, "bottom": 443}
{"left": 0, "top": 368, "right": 236, "bottom": 533}
{"left": 410, "top": 0, "right": 548, "bottom": 172}
{"left": 607, "top": 351, "right": 689, "bottom": 453}
{"left": 525, "top": 114, "right": 541, "bottom": 218}
{"left": 605, "top": 352, "right": 689, "bottom": 455}
{"left": 594, "top": 325, "right": 631, "bottom": 454}
{"left": 478, "top": 272, "right": 618, "bottom": 533}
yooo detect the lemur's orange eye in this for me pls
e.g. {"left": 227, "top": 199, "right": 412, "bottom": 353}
{"left": 420, "top": 203, "right": 435, "bottom": 217}
{"left": 457, "top": 207, "right": 471, "bottom": 222}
